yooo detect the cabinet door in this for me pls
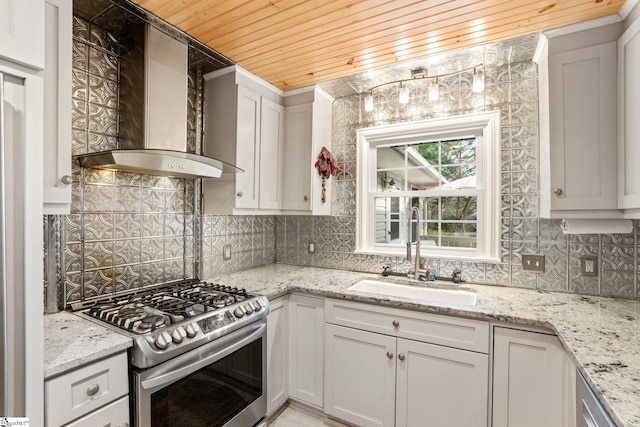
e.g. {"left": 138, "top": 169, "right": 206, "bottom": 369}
{"left": 324, "top": 324, "right": 396, "bottom": 427}
{"left": 288, "top": 294, "right": 324, "bottom": 407}
{"left": 493, "top": 327, "right": 572, "bottom": 427}
{"left": 267, "top": 297, "right": 288, "bottom": 416}
{"left": 396, "top": 338, "right": 488, "bottom": 427}
{"left": 43, "top": 0, "right": 72, "bottom": 214}
{"left": 0, "top": 0, "right": 44, "bottom": 69}
{"left": 259, "top": 97, "right": 284, "bottom": 210}
{"left": 544, "top": 42, "right": 618, "bottom": 214}
{"left": 619, "top": 19, "right": 640, "bottom": 211}
{"left": 283, "top": 103, "right": 312, "bottom": 211}
{"left": 235, "top": 85, "right": 261, "bottom": 209}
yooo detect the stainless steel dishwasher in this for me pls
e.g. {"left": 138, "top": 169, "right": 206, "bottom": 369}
{"left": 576, "top": 370, "right": 616, "bottom": 427}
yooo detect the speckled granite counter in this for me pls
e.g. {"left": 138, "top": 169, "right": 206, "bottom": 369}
{"left": 44, "top": 264, "right": 640, "bottom": 426}
{"left": 204, "top": 264, "right": 640, "bottom": 427}
{"left": 44, "top": 311, "right": 132, "bottom": 379}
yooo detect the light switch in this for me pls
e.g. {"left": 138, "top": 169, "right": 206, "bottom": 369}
{"left": 223, "top": 244, "right": 232, "bottom": 261}
{"left": 308, "top": 242, "right": 315, "bottom": 253}
{"left": 522, "top": 254, "right": 545, "bottom": 273}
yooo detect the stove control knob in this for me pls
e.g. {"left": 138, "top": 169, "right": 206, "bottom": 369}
{"left": 185, "top": 323, "right": 200, "bottom": 338}
{"left": 155, "top": 332, "right": 172, "bottom": 350}
{"left": 253, "top": 301, "right": 262, "bottom": 311}
{"left": 234, "top": 307, "right": 245, "bottom": 318}
{"left": 172, "top": 327, "right": 187, "bottom": 344}
{"left": 244, "top": 303, "right": 254, "bottom": 314}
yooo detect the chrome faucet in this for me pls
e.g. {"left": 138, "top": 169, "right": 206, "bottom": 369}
{"left": 407, "top": 206, "right": 427, "bottom": 280}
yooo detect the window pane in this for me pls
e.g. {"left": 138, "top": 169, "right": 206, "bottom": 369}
{"left": 374, "top": 197, "right": 402, "bottom": 244}
{"left": 377, "top": 171, "right": 402, "bottom": 191}
{"left": 377, "top": 145, "right": 406, "bottom": 170}
{"left": 441, "top": 139, "right": 476, "bottom": 166}
{"left": 441, "top": 223, "right": 477, "bottom": 248}
{"left": 441, "top": 196, "right": 477, "bottom": 220}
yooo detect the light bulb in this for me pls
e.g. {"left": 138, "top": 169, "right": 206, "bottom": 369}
{"left": 399, "top": 83, "right": 409, "bottom": 105}
{"left": 473, "top": 69, "right": 485, "bottom": 93}
{"left": 365, "top": 93, "right": 374, "bottom": 112}
{"left": 428, "top": 79, "right": 439, "bottom": 101}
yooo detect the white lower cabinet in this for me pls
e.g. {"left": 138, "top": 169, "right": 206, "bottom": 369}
{"left": 492, "top": 326, "right": 575, "bottom": 427}
{"left": 267, "top": 296, "right": 289, "bottom": 416}
{"left": 44, "top": 352, "right": 129, "bottom": 427}
{"left": 325, "top": 324, "right": 396, "bottom": 427}
{"left": 324, "top": 299, "right": 489, "bottom": 427}
{"left": 288, "top": 294, "right": 324, "bottom": 407}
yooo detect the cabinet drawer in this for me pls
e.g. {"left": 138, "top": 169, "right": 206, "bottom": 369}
{"left": 64, "top": 396, "right": 130, "bottom": 427}
{"left": 325, "top": 299, "right": 489, "bottom": 353}
{"left": 45, "top": 352, "right": 129, "bottom": 427}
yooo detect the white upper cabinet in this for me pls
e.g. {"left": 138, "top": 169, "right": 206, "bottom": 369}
{"left": 283, "top": 87, "right": 333, "bottom": 215}
{"left": 619, "top": 16, "right": 640, "bottom": 215}
{"left": 535, "top": 23, "right": 623, "bottom": 219}
{"left": 0, "top": 0, "right": 44, "bottom": 70}
{"left": 203, "top": 66, "right": 284, "bottom": 215}
{"left": 43, "top": 0, "right": 72, "bottom": 214}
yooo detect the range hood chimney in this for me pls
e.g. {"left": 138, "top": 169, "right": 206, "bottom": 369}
{"left": 74, "top": 24, "right": 241, "bottom": 178}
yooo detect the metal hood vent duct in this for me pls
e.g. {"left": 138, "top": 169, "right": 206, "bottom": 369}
{"left": 74, "top": 24, "right": 241, "bottom": 179}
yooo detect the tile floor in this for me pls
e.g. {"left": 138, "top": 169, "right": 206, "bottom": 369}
{"left": 269, "top": 405, "right": 351, "bottom": 427}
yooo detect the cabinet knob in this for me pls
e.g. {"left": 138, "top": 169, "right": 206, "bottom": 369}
{"left": 86, "top": 383, "right": 100, "bottom": 397}
{"left": 237, "top": 191, "right": 243, "bottom": 198}
{"left": 553, "top": 188, "right": 563, "bottom": 196}
{"left": 398, "top": 353, "right": 406, "bottom": 361}
{"left": 304, "top": 195, "right": 309, "bottom": 201}
{"left": 386, "top": 351, "right": 394, "bottom": 359}
{"left": 392, "top": 320, "right": 400, "bottom": 328}
{"left": 61, "top": 175, "right": 73, "bottom": 185}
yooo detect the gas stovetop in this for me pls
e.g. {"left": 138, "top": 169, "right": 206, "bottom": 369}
{"left": 71, "top": 279, "right": 269, "bottom": 368}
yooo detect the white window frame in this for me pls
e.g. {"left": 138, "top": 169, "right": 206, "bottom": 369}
{"left": 355, "top": 111, "right": 501, "bottom": 262}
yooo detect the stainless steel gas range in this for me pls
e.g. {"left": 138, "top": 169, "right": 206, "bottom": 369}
{"left": 71, "top": 279, "right": 269, "bottom": 427}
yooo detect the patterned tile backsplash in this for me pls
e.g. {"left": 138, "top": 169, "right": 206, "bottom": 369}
{"left": 49, "top": 15, "right": 640, "bottom": 309}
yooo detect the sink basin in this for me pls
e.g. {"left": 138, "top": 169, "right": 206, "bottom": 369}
{"left": 348, "top": 279, "right": 477, "bottom": 306}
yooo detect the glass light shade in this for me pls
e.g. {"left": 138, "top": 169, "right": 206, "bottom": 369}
{"left": 473, "top": 69, "right": 485, "bottom": 93}
{"left": 399, "top": 83, "right": 409, "bottom": 104}
{"left": 365, "top": 93, "right": 374, "bottom": 112}
{"left": 428, "top": 80, "right": 439, "bottom": 101}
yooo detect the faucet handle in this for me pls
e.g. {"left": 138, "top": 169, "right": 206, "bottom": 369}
{"left": 381, "top": 265, "right": 391, "bottom": 277}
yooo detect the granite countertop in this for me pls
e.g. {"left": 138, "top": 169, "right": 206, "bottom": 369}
{"left": 44, "top": 311, "right": 132, "bottom": 379}
{"left": 44, "top": 264, "right": 640, "bottom": 426}
{"left": 206, "top": 264, "right": 640, "bottom": 427}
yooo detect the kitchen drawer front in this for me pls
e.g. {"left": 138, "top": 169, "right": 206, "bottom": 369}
{"left": 45, "top": 352, "right": 129, "bottom": 427}
{"left": 325, "top": 299, "right": 489, "bottom": 353}
{"left": 64, "top": 396, "right": 130, "bottom": 427}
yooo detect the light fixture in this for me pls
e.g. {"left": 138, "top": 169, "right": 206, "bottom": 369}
{"left": 363, "top": 64, "right": 483, "bottom": 112}
{"left": 365, "top": 91, "right": 374, "bottom": 112}
{"left": 428, "top": 78, "right": 439, "bottom": 101}
{"left": 398, "top": 82, "right": 409, "bottom": 105}
{"left": 473, "top": 67, "right": 485, "bottom": 93}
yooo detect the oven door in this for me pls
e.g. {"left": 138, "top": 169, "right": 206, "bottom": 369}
{"left": 134, "top": 319, "right": 266, "bottom": 427}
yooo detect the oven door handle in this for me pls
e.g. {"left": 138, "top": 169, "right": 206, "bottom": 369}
{"left": 140, "top": 321, "right": 265, "bottom": 390}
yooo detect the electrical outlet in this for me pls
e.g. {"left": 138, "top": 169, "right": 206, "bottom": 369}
{"left": 581, "top": 256, "right": 598, "bottom": 277}
{"left": 522, "top": 254, "right": 545, "bottom": 273}
{"left": 308, "top": 242, "right": 315, "bottom": 253}
{"left": 223, "top": 244, "right": 232, "bottom": 261}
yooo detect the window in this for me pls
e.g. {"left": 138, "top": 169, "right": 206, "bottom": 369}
{"left": 356, "top": 111, "right": 501, "bottom": 261}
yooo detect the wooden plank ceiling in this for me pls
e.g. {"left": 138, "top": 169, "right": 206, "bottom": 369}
{"left": 130, "top": 0, "right": 626, "bottom": 91}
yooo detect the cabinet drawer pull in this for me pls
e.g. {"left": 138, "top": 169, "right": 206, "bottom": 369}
{"left": 86, "top": 383, "right": 100, "bottom": 397}
{"left": 61, "top": 175, "right": 73, "bottom": 185}
{"left": 304, "top": 195, "right": 309, "bottom": 201}
{"left": 392, "top": 320, "right": 400, "bottom": 328}
{"left": 398, "top": 353, "right": 406, "bottom": 361}
{"left": 553, "top": 188, "right": 563, "bottom": 196}
{"left": 386, "top": 351, "right": 394, "bottom": 359}
{"left": 237, "top": 191, "right": 243, "bottom": 198}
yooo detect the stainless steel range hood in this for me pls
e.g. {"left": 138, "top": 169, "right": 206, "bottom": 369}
{"left": 74, "top": 24, "right": 241, "bottom": 178}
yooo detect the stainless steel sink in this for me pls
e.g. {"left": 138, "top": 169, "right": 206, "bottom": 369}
{"left": 348, "top": 279, "right": 477, "bottom": 306}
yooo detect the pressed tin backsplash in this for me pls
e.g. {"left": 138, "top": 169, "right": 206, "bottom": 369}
{"left": 47, "top": 14, "right": 640, "bottom": 310}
